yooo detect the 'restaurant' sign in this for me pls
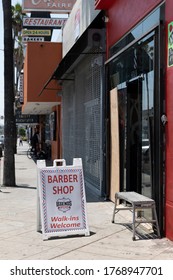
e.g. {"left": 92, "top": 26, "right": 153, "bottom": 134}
{"left": 22, "top": 0, "right": 77, "bottom": 13}
{"left": 23, "top": 17, "right": 67, "bottom": 28}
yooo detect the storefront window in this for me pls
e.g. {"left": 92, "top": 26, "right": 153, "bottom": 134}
{"left": 110, "top": 8, "right": 159, "bottom": 56}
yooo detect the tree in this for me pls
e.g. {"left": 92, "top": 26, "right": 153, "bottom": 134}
{"left": 12, "top": 3, "right": 25, "bottom": 93}
{"left": 2, "top": 0, "right": 16, "bottom": 186}
{"left": 11, "top": 3, "right": 25, "bottom": 155}
{"left": 19, "top": 127, "right": 26, "bottom": 138}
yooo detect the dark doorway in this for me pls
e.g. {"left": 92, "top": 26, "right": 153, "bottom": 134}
{"left": 126, "top": 78, "right": 142, "bottom": 193}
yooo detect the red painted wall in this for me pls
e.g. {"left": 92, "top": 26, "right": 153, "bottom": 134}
{"left": 95, "top": 0, "right": 113, "bottom": 10}
{"left": 165, "top": 0, "right": 173, "bottom": 240}
{"left": 104, "top": 0, "right": 173, "bottom": 240}
{"left": 107, "top": 0, "right": 163, "bottom": 50}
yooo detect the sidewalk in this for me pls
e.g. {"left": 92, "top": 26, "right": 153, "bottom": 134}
{"left": 0, "top": 141, "right": 173, "bottom": 260}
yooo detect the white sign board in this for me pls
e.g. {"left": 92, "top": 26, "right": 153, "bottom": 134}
{"left": 22, "top": 37, "right": 44, "bottom": 43}
{"left": 23, "top": 17, "right": 67, "bottom": 28}
{"left": 22, "top": 0, "right": 76, "bottom": 13}
{"left": 37, "top": 159, "right": 90, "bottom": 240}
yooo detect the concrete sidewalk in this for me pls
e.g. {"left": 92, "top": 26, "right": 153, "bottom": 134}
{"left": 0, "top": 141, "right": 173, "bottom": 260}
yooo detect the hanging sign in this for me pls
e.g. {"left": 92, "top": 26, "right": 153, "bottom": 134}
{"left": 23, "top": 17, "right": 67, "bottom": 28}
{"left": 74, "top": 9, "right": 80, "bottom": 41}
{"left": 22, "top": 0, "right": 76, "bottom": 13}
{"left": 19, "top": 73, "right": 24, "bottom": 104}
{"left": 168, "top": 22, "right": 173, "bottom": 67}
{"left": 37, "top": 158, "right": 90, "bottom": 240}
{"left": 22, "top": 29, "right": 51, "bottom": 36}
{"left": 22, "top": 37, "right": 44, "bottom": 43}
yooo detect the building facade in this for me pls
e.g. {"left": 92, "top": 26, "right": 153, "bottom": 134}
{"left": 95, "top": 0, "right": 173, "bottom": 240}
{"left": 53, "top": 0, "right": 106, "bottom": 196}
{"left": 21, "top": 0, "right": 173, "bottom": 241}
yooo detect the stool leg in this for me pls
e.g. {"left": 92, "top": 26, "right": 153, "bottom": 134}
{"left": 153, "top": 205, "right": 161, "bottom": 238}
{"left": 132, "top": 204, "right": 136, "bottom": 241}
{"left": 112, "top": 194, "right": 118, "bottom": 223}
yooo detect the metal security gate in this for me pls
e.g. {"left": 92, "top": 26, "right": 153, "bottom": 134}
{"left": 62, "top": 53, "right": 104, "bottom": 193}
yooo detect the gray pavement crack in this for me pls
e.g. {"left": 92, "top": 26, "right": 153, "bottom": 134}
{"left": 48, "top": 228, "right": 126, "bottom": 260}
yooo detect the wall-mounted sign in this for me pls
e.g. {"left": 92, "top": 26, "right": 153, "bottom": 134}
{"left": 15, "top": 109, "right": 39, "bottom": 124}
{"left": 168, "top": 22, "right": 173, "bottom": 67}
{"left": 37, "top": 158, "right": 90, "bottom": 240}
{"left": 22, "top": 29, "right": 51, "bottom": 36}
{"left": 22, "top": 0, "right": 76, "bottom": 13}
{"left": 19, "top": 74, "right": 24, "bottom": 104}
{"left": 49, "top": 111, "right": 56, "bottom": 141}
{"left": 74, "top": 8, "right": 80, "bottom": 41}
{"left": 62, "top": 0, "right": 100, "bottom": 57}
{"left": 23, "top": 17, "right": 67, "bottom": 28}
{"left": 22, "top": 36, "right": 44, "bottom": 43}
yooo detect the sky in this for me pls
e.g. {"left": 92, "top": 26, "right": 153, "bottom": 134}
{"left": 0, "top": 0, "right": 21, "bottom": 123}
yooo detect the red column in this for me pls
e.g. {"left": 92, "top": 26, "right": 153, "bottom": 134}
{"left": 165, "top": 0, "right": 173, "bottom": 240}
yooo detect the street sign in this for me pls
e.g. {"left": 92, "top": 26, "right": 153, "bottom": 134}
{"left": 37, "top": 158, "right": 90, "bottom": 240}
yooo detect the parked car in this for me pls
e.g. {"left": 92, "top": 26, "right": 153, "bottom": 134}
{"left": 142, "top": 138, "right": 150, "bottom": 162}
{"left": 0, "top": 134, "right": 4, "bottom": 150}
{"left": 142, "top": 138, "right": 149, "bottom": 153}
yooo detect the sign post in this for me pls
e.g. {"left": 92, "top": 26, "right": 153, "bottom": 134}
{"left": 37, "top": 158, "right": 90, "bottom": 240}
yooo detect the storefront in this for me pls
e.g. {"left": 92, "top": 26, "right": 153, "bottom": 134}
{"left": 95, "top": 0, "right": 170, "bottom": 238}
{"left": 51, "top": 0, "right": 106, "bottom": 196}
{"left": 61, "top": 48, "right": 105, "bottom": 194}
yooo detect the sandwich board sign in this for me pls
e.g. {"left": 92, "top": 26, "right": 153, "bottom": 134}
{"left": 37, "top": 158, "right": 90, "bottom": 240}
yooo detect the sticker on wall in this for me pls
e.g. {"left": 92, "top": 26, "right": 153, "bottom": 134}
{"left": 168, "top": 22, "right": 173, "bottom": 67}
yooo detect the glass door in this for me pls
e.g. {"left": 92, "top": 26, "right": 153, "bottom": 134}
{"left": 126, "top": 78, "right": 142, "bottom": 193}
{"left": 116, "top": 33, "right": 155, "bottom": 198}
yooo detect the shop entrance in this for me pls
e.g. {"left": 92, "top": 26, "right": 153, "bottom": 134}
{"left": 116, "top": 32, "right": 155, "bottom": 200}
{"left": 107, "top": 6, "right": 165, "bottom": 233}
{"left": 126, "top": 78, "right": 142, "bottom": 194}
{"left": 124, "top": 77, "right": 153, "bottom": 200}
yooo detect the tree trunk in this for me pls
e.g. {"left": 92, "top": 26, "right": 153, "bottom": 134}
{"left": 2, "top": 0, "right": 16, "bottom": 186}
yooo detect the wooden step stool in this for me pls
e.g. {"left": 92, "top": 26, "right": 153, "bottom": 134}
{"left": 112, "top": 191, "right": 161, "bottom": 240}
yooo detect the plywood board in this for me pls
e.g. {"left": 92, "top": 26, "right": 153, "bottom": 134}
{"left": 109, "top": 88, "right": 120, "bottom": 201}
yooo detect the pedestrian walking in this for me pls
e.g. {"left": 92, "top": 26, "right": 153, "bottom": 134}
{"left": 19, "top": 136, "right": 23, "bottom": 146}
{"left": 30, "top": 128, "right": 40, "bottom": 156}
